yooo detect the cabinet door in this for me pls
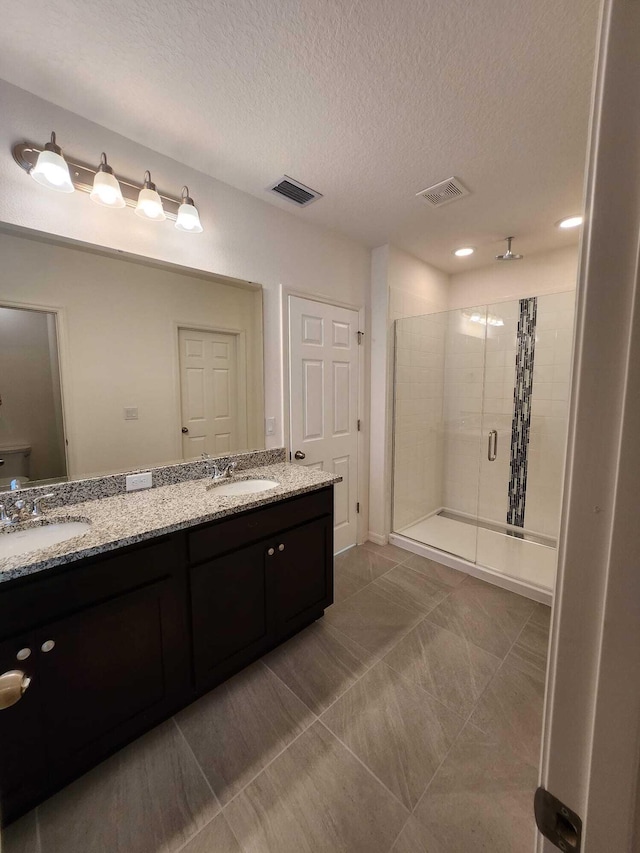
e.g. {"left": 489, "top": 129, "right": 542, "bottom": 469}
{"left": 190, "top": 540, "right": 271, "bottom": 691}
{"left": 0, "top": 633, "right": 46, "bottom": 822}
{"left": 37, "top": 577, "right": 187, "bottom": 778}
{"left": 273, "top": 516, "right": 333, "bottom": 640}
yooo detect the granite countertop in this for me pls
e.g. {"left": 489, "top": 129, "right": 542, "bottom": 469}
{"left": 0, "top": 463, "right": 340, "bottom": 583}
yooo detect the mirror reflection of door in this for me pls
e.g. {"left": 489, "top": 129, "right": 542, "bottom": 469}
{"left": 178, "top": 328, "right": 248, "bottom": 459}
{"left": 0, "top": 305, "right": 67, "bottom": 487}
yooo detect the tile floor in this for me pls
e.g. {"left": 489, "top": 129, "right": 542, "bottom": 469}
{"left": 3, "top": 542, "right": 551, "bottom": 853}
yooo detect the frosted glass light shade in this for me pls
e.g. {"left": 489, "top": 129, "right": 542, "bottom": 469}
{"left": 135, "top": 187, "right": 165, "bottom": 220}
{"left": 175, "top": 201, "right": 203, "bottom": 232}
{"left": 30, "top": 149, "right": 74, "bottom": 193}
{"left": 90, "top": 170, "right": 125, "bottom": 208}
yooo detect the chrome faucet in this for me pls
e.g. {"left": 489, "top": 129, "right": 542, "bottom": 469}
{"left": 201, "top": 453, "right": 237, "bottom": 482}
{"left": 0, "top": 493, "right": 55, "bottom": 526}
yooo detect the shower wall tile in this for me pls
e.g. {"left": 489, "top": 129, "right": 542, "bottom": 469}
{"left": 393, "top": 313, "right": 447, "bottom": 531}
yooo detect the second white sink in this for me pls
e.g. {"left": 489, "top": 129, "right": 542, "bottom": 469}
{"left": 0, "top": 520, "right": 92, "bottom": 561}
{"left": 209, "top": 478, "right": 279, "bottom": 497}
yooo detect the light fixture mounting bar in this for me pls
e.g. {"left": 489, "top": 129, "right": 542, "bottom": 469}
{"left": 12, "top": 142, "right": 182, "bottom": 220}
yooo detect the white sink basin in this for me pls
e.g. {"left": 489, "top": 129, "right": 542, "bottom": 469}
{"left": 0, "top": 521, "right": 92, "bottom": 560}
{"left": 209, "top": 478, "right": 279, "bottom": 497}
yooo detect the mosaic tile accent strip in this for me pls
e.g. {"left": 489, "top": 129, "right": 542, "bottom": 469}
{"left": 507, "top": 297, "right": 537, "bottom": 527}
{"left": 0, "top": 448, "right": 287, "bottom": 510}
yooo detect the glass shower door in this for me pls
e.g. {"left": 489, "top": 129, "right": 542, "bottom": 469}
{"left": 392, "top": 306, "right": 488, "bottom": 563}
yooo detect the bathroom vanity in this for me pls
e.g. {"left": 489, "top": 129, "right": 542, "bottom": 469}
{"left": 0, "top": 460, "right": 336, "bottom": 824}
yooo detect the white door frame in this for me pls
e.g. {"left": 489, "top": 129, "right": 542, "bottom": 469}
{"left": 538, "top": 0, "right": 640, "bottom": 849}
{"left": 283, "top": 288, "right": 367, "bottom": 546}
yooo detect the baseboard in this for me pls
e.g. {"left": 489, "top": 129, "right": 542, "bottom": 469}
{"left": 366, "top": 531, "right": 387, "bottom": 545}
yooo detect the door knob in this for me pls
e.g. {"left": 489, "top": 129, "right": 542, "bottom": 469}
{"left": 0, "top": 670, "right": 31, "bottom": 710}
{"left": 294, "top": 451, "right": 305, "bottom": 460}
{"left": 182, "top": 427, "right": 189, "bottom": 434}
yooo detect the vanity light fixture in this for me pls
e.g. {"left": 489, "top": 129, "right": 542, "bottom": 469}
{"left": 90, "top": 153, "right": 125, "bottom": 208}
{"left": 557, "top": 215, "right": 583, "bottom": 229}
{"left": 453, "top": 247, "right": 475, "bottom": 257}
{"left": 175, "top": 186, "right": 203, "bottom": 233}
{"left": 29, "top": 132, "right": 74, "bottom": 193}
{"left": 12, "top": 136, "right": 203, "bottom": 232}
{"left": 135, "top": 171, "right": 166, "bottom": 221}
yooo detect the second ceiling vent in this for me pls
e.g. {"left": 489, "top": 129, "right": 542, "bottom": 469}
{"left": 416, "top": 176, "right": 470, "bottom": 207}
{"left": 268, "top": 176, "right": 323, "bottom": 207}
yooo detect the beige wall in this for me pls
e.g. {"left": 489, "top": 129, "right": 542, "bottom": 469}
{"left": 0, "top": 306, "right": 66, "bottom": 481}
{"left": 0, "top": 230, "right": 263, "bottom": 479}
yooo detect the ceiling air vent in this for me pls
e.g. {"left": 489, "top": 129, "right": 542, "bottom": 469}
{"left": 268, "top": 176, "right": 322, "bottom": 207}
{"left": 416, "top": 176, "right": 470, "bottom": 208}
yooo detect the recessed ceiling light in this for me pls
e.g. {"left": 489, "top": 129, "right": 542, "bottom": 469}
{"left": 557, "top": 215, "right": 583, "bottom": 229}
{"left": 453, "top": 247, "right": 475, "bottom": 257}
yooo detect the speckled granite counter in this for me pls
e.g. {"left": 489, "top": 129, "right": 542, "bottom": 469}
{"left": 0, "top": 463, "right": 340, "bottom": 583}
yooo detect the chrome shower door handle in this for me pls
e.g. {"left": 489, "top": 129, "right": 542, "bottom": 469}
{"left": 488, "top": 429, "right": 498, "bottom": 461}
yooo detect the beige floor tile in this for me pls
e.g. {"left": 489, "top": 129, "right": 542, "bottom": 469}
{"left": 426, "top": 577, "right": 535, "bottom": 657}
{"left": 383, "top": 619, "right": 501, "bottom": 716}
{"left": 263, "top": 620, "right": 375, "bottom": 714}
{"left": 400, "top": 553, "right": 468, "bottom": 587}
{"left": 176, "top": 662, "right": 315, "bottom": 806}
{"left": 1, "top": 811, "right": 39, "bottom": 853}
{"left": 334, "top": 546, "right": 398, "bottom": 601}
{"left": 391, "top": 815, "right": 445, "bottom": 852}
{"left": 372, "top": 564, "right": 451, "bottom": 616}
{"left": 180, "top": 813, "right": 242, "bottom": 853}
{"left": 469, "top": 661, "right": 545, "bottom": 767}
{"left": 321, "top": 662, "right": 463, "bottom": 809}
{"left": 361, "top": 540, "right": 411, "bottom": 563}
{"left": 223, "top": 721, "right": 408, "bottom": 852}
{"left": 412, "top": 723, "right": 538, "bottom": 853}
{"left": 38, "top": 721, "right": 218, "bottom": 853}
{"left": 530, "top": 602, "right": 552, "bottom": 629}
{"left": 507, "top": 619, "right": 550, "bottom": 677}
{"left": 323, "top": 584, "right": 422, "bottom": 657}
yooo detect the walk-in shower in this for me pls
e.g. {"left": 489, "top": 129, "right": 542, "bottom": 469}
{"left": 390, "top": 291, "right": 575, "bottom": 602}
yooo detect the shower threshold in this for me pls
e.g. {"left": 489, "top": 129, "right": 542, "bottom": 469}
{"left": 436, "top": 509, "right": 556, "bottom": 549}
{"left": 393, "top": 508, "right": 556, "bottom": 603}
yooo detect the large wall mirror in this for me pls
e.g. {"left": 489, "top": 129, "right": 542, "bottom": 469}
{"left": 0, "top": 226, "right": 264, "bottom": 488}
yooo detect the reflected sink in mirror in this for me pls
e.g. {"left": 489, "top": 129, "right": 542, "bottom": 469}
{"left": 0, "top": 520, "right": 92, "bottom": 561}
{"left": 208, "top": 479, "right": 279, "bottom": 496}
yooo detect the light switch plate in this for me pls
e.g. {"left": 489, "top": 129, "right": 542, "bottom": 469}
{"left": 126, "top": 472, "right": 152, "bottom": 491}
{"left": 124, "top": 407, "right": 139, "bottom": 420}
{"left": 265, "top": 417, "right": 276, "bottom": 436}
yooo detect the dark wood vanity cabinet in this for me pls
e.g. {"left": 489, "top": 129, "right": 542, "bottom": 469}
{"left": 0, "top": 486, "right": 334, "bottom": 824}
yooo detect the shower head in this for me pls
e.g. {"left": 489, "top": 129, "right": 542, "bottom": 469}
{"left": 495, "top": 236, "right": 523, "bottom": 261}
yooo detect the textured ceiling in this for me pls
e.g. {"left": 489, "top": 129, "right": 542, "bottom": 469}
{"left": 0, "top": 0, "right": 600, "bottom": 271}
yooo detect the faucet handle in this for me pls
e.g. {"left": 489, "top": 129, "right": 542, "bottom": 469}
{"left": 0, "top": 504, "right": 8, "bottom": 525}
{"left": 32, "top": 493, "right": 55, "bottom": 517}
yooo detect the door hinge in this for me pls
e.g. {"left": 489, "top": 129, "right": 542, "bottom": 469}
{"left": 357, "top": 330, "right": 365, "bottom": 345}
{"left": 357, "top": 419, "right": 361, "bottom": 431}
{"left": 289, "top": 451, "right": 292, "bottom": 461}
{"left": 356, "top": 502, "right": 360, "bottom": 513}
{"left": 534, "top": 787, "right": 582, "bottom": 852}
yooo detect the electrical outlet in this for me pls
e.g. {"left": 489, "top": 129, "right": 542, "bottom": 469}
{"left": 124, "top": 407, "right": 139, "bottom": 420}
{"left": 126, "top": 472, "right": 152, "bottom": 492}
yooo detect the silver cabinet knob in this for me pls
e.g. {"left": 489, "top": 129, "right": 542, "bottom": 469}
{"left": 41, "top": 640, "right": 55, "bottom": 653}
{"left": 278, "top": 543, "right": 285, "bottom": 552}
{"left": 0, "top": 671, "right": 31, "bottom": 710}
{"left": 16, "top": 648, "right": 31, "bottom": 661}
{"left": 267, "top": 547, "right": 275, "bottom": 556}
{"left": 294, "top": 451, "right": 305, "bottom": 460}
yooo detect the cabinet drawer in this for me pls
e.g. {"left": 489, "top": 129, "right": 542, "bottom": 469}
{"left": 188, "top": 487, "right": 332, "bottom": 564}
{"left": 0, "top": 536, "right": 185, "bottom": 641}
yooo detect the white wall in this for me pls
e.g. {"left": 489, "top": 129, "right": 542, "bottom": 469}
{"left": 0, "top": 79, "right": 371, "bottom": 521}
{"left": 448, "top": 245, "right": 579, "bottom": 310}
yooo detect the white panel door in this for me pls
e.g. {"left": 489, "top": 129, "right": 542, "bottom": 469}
{"left": 179, "top": 328, "right": 246, "bottom": 459}
{"left": 289, "top": 296, "right": 360, "bottom": 552}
